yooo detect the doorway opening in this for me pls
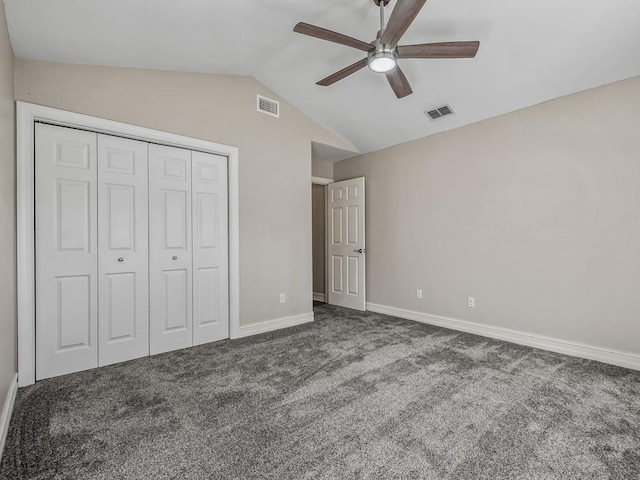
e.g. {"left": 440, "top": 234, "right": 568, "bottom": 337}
{"left": 312, "top": 181, "right": 328, "bottom": 304}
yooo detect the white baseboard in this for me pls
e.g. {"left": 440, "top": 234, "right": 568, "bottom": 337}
{"left": 313, "top": 292, "right": 326, "bottom": 303}
{"left": 237, "top": 312, "right": 314, "bottom": 338}
{"left": 0, "top": 373, "right": 18, "bottom": 463}
{"left": 367, "top": 303, "right": 640, "bottom": 371}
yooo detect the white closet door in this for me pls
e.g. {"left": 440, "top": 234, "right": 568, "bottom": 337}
{"left": 97, "top": 135, "right": 149, "bottom": 366}
{"left": 149, "top": 144, "right": 193, "bottom": 354}
{"left": 192, "top": 152, "right": 229, "bottom": 345}
{"left": 35, "top": 124, "right": 98, "bottom": 380}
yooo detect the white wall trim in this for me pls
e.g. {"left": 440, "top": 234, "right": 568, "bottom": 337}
{"left": 367, "top": 303, "right": 640, "bottom": 371}
{"left": 237, "top": 312, "right": 314, "bottom": 338}
{"left": 313, "top": 292, "right": 326, "bottom": 302}
{"left": 17, "top": 101, "right": 241, "bottom": 386}
{"left": 0, "top": 374, "right": 18, "bottom": 463}
{"left": 311, "top": 176, "right": 333, "bottom": 185}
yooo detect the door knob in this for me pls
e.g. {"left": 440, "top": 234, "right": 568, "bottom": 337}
{"left": 117, "top": 257, "right": 124, "bottom": 262}
{"left": 354, "top": 249, "right": 363, "bottom": 253}
{"left": 172, "top": 256, "right": 178, "bottom": 260}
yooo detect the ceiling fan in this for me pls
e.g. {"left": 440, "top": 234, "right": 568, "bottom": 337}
{"left": 293, "top": 0, "right": 480, "bottom": 99}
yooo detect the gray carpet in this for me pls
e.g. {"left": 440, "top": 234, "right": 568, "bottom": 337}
{"left": 1, "top": 303, "right": 639, "bottom": 479}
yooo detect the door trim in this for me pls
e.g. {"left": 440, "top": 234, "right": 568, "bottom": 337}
{"left": 17, "top": 101, "right": 240, "bottom": 387}
{"left": 311, "top": 176, "right": 333, "bottom": 185}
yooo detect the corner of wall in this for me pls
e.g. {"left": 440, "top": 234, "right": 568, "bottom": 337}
{"left": 0, "top": 0, "right": 18, "bottom": 449}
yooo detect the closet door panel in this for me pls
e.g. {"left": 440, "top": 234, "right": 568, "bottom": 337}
{"left": 163, "top": 269, "right": 189, "bottom": 330}
{"left": 35, "top": 124, "right": 98, "bottom": 380}
{"left": 105, "top": 273, "right": 136, "bottom": 339}
{"left": 149, "top": 144, "right": 193, "bottom": 354}
{"left": 192, "top": 151, "right": 229, "bottom": 345}
{"left": 98, "top": 135, "right": 149, "bottom": 366}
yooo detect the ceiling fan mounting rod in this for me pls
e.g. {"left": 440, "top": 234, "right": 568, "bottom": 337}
{"left": 379, "top": 0, "right": 385, "bottom": 32}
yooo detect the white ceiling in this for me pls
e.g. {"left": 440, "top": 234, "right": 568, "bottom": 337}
{"left": 5, "top": 0, "right": 640, "bottom": 155}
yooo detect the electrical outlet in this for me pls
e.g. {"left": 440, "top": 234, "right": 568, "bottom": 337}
{"left": 416, "top": 289, "right": 423, "bottom": 299}
{"left": 280, "top": 293, "right": 286, "bottom": 304}
{"left": 467, "top": 296, "right": 475, "bottom": 308}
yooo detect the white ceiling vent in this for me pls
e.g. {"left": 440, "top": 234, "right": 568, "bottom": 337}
{"left": 425, "top": 105, "right": 454, "bottom": 120}
{"left": 257, "top": 95, "right": 279, "bottom": 118}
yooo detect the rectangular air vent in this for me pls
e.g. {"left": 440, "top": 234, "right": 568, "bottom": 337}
{"left": 257, "top": 95, "right": 279, "bottom": 118}
{"left": 426, "top": 105, "right": 454, "bottom": 120}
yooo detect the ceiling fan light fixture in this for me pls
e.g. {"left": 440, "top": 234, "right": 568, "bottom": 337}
{"left": 368, "top": 51, "right": 397, "bottom": 73}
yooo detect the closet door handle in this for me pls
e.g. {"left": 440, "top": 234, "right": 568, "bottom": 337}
{"left": 172, "top": 256, "right": 178, "bottom": 260}
{"left": 117, "top": 257, "right": 124, "bottom": 262}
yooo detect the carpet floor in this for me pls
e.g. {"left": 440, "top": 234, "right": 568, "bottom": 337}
{"left": 1, "top": 303, "right": 639, "bottom": 479}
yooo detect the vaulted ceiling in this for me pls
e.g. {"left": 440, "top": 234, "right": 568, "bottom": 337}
{"left": 5, "top": 0, "right": 640, "bottom": 155}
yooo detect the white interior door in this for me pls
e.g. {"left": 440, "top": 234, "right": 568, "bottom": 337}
{"left": 327, "top": 177, "right": 366, "bottom": 310}
{"left": 35, "top": 123, "right": 98, "bottom": 380}
{"left": 97, "top": 134, "right": 149, "bottom": 366}
{"left": 149, "top": 144, "right": 193, "bottom": 354}
{"left": 192, "top": 151, "right": 229, "bottom": 345}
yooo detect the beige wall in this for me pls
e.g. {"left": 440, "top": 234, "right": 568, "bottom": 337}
{"left": 312, "top": 184, "right": 325, "bottom": 295}
{"left": 312, "top": 158, "right": 333, "bottom": 179}
{"left": 0, "top": 2, "right": 15, "bottom": 408}
{"left": 335, "top": 76, "right": 640, "bottom": 356}
{"left": 15, "top": 60, "right": 354, "bottom": 327}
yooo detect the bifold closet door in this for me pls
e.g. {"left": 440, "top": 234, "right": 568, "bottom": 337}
{"left": 97, "top": 134, "right": 149, "bottom": 366}
{"left": 149, "top": 144, "right": 193, "bottom": 354}
{"left": 36, "top": 124, "right": 231, "bottom": 378}
{"left": 192, "top": 151, "right": 229, "bottom": 345}
{"left": 36, "top": 124, "right": 98, "bottom": 380}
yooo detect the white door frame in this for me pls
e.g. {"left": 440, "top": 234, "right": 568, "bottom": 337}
{"left": 311, "top": 176, "right": 332, "bottom": 186}
{"left": 17, "top": 101, "right": 240, "bottom": 387}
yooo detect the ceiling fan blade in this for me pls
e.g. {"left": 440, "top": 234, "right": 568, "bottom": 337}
{"left": 317, "top": 58, "right": 369, "bottom": 86}
{"left": 380, "top": 0, "right": 428, "bottom": 48}
{"left": 386, "top": 66, "right": 413, "bottom": 98}
{"left": 397, "top": 41, "right": 480, "bottom": 59}
{"left": 294, "top": 22, "right": 373, "bottom": 52}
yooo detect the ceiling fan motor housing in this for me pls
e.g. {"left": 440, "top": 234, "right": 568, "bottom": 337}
{"left": 368, "top": 31, "right": 398, "bottom": 73}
